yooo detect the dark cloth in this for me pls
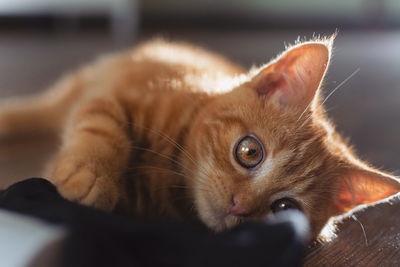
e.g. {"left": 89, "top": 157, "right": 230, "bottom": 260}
{"left": 0, "top": 178, "right": 309, "bottom": 267}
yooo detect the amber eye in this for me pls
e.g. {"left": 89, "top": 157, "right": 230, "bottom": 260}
{"left": 270, "top": 198, "right": 302, "bottom": 214}
{"left": 235, "top": 135, "right": 264, "bottom": 169}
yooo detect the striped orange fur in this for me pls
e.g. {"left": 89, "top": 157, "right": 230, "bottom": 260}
{"left": 0, "top": 37, "right": 399, "bottom": 238}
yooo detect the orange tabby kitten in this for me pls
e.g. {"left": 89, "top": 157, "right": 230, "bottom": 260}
{"left": 0, "top": 36, "right": 399, "bottom": 238}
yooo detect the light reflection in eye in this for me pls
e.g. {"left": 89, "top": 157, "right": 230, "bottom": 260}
{"left": 235, "top": 135, "right": 264, "bottom": 169}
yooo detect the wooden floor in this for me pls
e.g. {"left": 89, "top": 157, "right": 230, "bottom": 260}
{"left": 0, "top": 28, "right": 399, "bottom": 265}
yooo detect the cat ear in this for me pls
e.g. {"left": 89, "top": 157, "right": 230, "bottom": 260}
{"left": 332, "top": 166, "right": 400, "bottom": 215}
{"left": 251, "top": 40, "right": 332, "bottom": 109}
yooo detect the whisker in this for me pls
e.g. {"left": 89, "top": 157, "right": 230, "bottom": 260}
{"left": 323, "top": 105, "right": 338, "bottom": 114}
{"left": 128, "top": 120, "right": 210, "bottom": 178}
{"left": 297, "top": 101, "right": 313, "bottom": 122}
{"left": 128, "top": 165, "right": 210, "bottom": 188}
{"left": 351, "top": 215, "right": 368, "bottom": 246}
{"left": 128, "top": 166, "right": 187, "bottom": 178}
{"left": 130, "top": 145, "right": 198, "bottom": 176}
{"left": 297, "top": 105, "right": 338, "bottom": 132}
{"left": 320, "top": 68, "right": 360, "bottom": 107}
{"left": 156, "top": 185, "right": 211, "bottom": 194}
{"left": 131, "top": 123, "right": 199, "bottom": 168}
{"left": 169, "top": 194, "right": 199, "bottom": 202}
{"left": 126, "top": 115, "right": 210, "bottom": 179}
{"left": 297, "top": 68, "right": 360, "bottom": 130}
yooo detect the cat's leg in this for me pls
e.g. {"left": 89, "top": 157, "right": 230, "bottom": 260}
{"left": 46, "top": 96, "right": 131, "bottom": 211}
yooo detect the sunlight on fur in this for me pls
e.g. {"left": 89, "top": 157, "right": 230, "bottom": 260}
{"left": 0, "top": 34, "right": 399, "bottom": 239}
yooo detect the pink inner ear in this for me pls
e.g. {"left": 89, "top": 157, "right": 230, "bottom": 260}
{"left": 252, "top": 43, "right": 330, "bottom": 109}
{"left": 333, "top": 169, "right": 400, "bottom": 214}
{"left": 255, "top": 71, "right": 290, "bottom": 101}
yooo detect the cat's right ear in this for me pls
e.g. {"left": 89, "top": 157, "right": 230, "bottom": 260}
{"left": 331, "top": 167, "right": 400, "bottom": 215}
{"left": 250, "top": 38, "right": 333, "bottom": 110}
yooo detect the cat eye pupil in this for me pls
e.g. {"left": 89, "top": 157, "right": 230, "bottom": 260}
{"left": 247, "top": 149, "right": 256, "bottom": 156}
{"left": 234, "top": 135, "right": 264, "bottom": 169}
{"left": 270, "top": 198, "right": 301, "bottom": 214}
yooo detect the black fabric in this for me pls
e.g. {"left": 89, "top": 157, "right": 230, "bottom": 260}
{"left": 0, "top": 178, "right": 309, "bottom": 267}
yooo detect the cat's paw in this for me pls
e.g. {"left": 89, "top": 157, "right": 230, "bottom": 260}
{"left": 49, "top": 158, "right": 119, "bottom": 211}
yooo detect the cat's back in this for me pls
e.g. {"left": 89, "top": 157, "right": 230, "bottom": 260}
{"left": 83, "top": 40, "right": 245, "bottom": 96}
{"left": 131, "top": 40, "right": 242, "bottom": 74}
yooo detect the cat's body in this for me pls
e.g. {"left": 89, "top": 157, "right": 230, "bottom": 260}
{"left": 0, "top": 41, "right": 245, "bottom": 219}
{"left": 0, "top": 37, "right": 399, "bottom": 238}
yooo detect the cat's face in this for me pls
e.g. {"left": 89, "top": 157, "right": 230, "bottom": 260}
{"left": 185, "top": 37, "right": 400, "bottom": 238}
{"left": 188, "top": 85, "right": 339, "bottom": 236}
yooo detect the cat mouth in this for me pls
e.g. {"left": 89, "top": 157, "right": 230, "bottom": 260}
{"left": 206, "top": 203, "right": 241, "bottom": 231}
{"left": 197, "top": 192, "right": 242, "bottom": 231}
{"left": 214, "top": 214, "right": 242, "bottom": 232}
{"left": 223, "top": 214, "right": 242, "bottom": 229}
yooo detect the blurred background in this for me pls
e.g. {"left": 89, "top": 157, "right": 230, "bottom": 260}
{"left": 0, "top": 0, "right": 400, "bottom": 186}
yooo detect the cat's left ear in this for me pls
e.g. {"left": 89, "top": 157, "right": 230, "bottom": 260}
{"left": 251, "top": 39, "right": 333, "bottom": 109}
{"left": 331, "top": 166, "right": 400, "bottom": 215}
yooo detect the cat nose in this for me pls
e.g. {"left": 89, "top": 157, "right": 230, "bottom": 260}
{"left": 229, "top": 195, "right": 248, "bottom": 216}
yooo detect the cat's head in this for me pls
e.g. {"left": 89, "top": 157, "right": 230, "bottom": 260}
{"left": 185, "top": 36, "right": 400, "bottom": 238}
